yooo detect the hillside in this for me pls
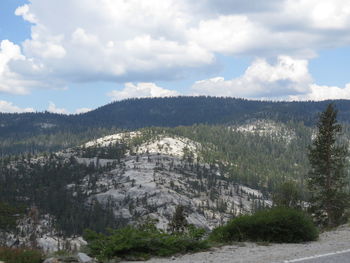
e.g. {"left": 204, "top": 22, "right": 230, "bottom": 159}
{"left": 1, "top": 100, "right": 350, "bottom": 253}
{"left": 2, "top": 97, "right": 350, "bottom": 155}
{"left": 0, "top": 130, "right": 270, "bottom": 251}
{"left": 1, "top": 118, "right": 349, "bottom": 253}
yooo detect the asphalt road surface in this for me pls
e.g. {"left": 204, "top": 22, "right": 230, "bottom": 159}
{"left": 284, "top": 249, "right": 350, "bottom": 263}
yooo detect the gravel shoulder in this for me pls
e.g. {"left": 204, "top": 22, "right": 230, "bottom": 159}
{"left": 122, "top": 225, "right": 350, "bottom": 263}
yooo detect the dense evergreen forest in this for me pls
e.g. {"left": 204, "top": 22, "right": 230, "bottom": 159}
{"left": 2, "top": 97, "right": 350, "bottom": 155}
{"left": 0, "top": 153, "right": 128, "bottom": 235}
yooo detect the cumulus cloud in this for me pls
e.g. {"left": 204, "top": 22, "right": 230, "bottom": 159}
{"left": 108, "top": 82, "right": 179, "bottom": 101}
{"left": 282, "top": 0, "right": 350, "bottom": 30}
{"left": 8, "top": 0, "right": 214, "bottom": 90}
{"left": 75, "top": 107, "right": 91, "bottom": 114}
{"left": 47, "top": 101, "right": 69, "bottom": 114}
{"left": 191, "top": 55, "right": 350, "bottom": 101}
{"left": 0, "top": 100, "right": 35, "bottom": 113}
{"left": 200, "top": 0, "right": 282, "bottom": 14}
{"left": 14, "top": 4, "right": 38, "bottom": 24}
{"left": 47, "top": 102, "right": 92, "bottom": 114}
{"left": 1, "top": 0, "right": 350, "bottom": 98}
{"left": 289, "top": 84, "right": 350, "bottom": 101}
{"left": 187, "top": 15, "right": 267, "bottom": 55}
{"left": 0, "top": 40, "right": 29, "bottom": 94}
{"left": 192, "top": 56, "right": 312, "bottom": 99}
{"left": 0, "top": 100, "right": 92, "bottom": 114}
{"left": 0, "top": 39, "right": 58, "bottom": 94}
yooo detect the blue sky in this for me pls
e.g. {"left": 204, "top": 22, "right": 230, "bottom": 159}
{"left": 1, "top": 0, "right": 350, "bottom": 113}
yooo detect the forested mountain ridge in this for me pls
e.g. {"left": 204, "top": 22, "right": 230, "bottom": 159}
{"left": 2, "top": 96, "right": 350, "bottom": 156}
{"left": 3, "top": 97, "right": 350, "bottom": 132}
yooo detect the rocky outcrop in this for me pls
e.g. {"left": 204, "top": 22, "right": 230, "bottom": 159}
{"left": 43, "top": 253, "right": 96, "bottom": 263}
{"left": 1, "top": 132, "right": 270, "bottom": 252}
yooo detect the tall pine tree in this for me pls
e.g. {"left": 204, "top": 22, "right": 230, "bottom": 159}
{"left": 307, "top": 103, "right": 349, "bottom": 227}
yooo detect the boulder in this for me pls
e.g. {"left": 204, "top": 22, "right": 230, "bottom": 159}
{"left": 43, "top": 256, "right": 79, "bottom": 263}
{"left": 60, "top": 256, "right": 79, "bottom": 262}
{"left": 43, "top": 258, "right": 60, "bottom": 263}
{"left": 77, "top": 252, "right": 95, "bottom": 263}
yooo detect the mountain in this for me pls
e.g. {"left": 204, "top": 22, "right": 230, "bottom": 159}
{"left": 2, "top": 98, "right": 350, "bottom": 252}
{"left": 2, "top": 97, "right": 350, "bottom": 155}
{"left": 83, "top": 97, "right": 350, "bottom": 127}
{"left": 1, "top": 117, "right": 349, "bottom": 251}
{"left": 0, "top": 129, "right": 272, "bottom": 251}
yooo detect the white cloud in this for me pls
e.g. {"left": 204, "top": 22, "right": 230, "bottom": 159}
{"left": 192, "top": 56, "right": 312, "bottom": 98}
{"left": 289, "top": 84, "right": 350, "bottom": 101}
{"left": 0, "top": 100, "right": 35, "bottom": 113}
{"left": 108, "top": 82, "right": 179, "bottom": 101}
{"left": 0, "top": 100, "right": 92, "bottom": 114}
{"left": 283, "top": 0, "right": 350, "bottom": 30}
{"left": 24, "top": 39, "right": 66, "bottom": 59}
{"left": 47, "top": 101, "right": 68, "bottom": 114}
{"left": 0, "top": 39, "right": 57, "bottom": 94}
{"left": 1, "top": 0, "right": 350, "bottom": 97}
{"left": 198, "top": 0, "right": 282, "bottom": 14}
{"left": 47, "top": 102, "right": 92, "bottom": 114}
{"left": 191, "top": 55, "right": 350, "bottom": 101}
{"left": 75, "top": 107, "right": 91, "bottom": 114}
{"left": 0, "top": 40, "right": 29, "bottom": 94}
{"left": 187, "top": 15, "right": 267, "bottom": 55}
{"left": 14, "top": 4, "right": 38, "bottom": 24}
{"left": 8, "top": 0, "right": 214, "bottom": 90}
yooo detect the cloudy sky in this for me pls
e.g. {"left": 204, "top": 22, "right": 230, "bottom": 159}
{"left": 1, "top": 0, "right": 350, "bottom": 113}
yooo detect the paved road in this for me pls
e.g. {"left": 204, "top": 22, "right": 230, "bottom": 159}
{"left": 284, "top": 249, "right": 350, "bottom": 263}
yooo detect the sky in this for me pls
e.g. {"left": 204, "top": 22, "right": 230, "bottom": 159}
{"left": 1, "top": 0, "right": 350, "bottom": 114}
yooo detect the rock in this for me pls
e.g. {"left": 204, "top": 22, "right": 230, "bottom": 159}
{"left": 77, "top": 252, "right": 95, "bottom": 263}
{"left": 43, "top": 256, "right": 79, "bottom": 263}
{"left": 43, "top": 258, "right": 60, "bottom": 263}
{"left": 43, "top": 253, "right": 96, "bottom": 263}
{"left": 171, "top": 255, "right": 176, "bottom": 260}
{"left": 60, "top": 256, "right": 79, "bottom": 262}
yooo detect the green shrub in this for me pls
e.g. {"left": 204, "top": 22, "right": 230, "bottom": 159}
{"left": 210, "top": 207, "right": 318, "bottom": 243}
{"left": 84, "top": 223, "right": 209, "bottom": 261}
{"left": 0, "top": 247, "right": 42, "bottom": 263}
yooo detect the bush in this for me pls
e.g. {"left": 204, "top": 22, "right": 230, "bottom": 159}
{"left": 84, "top": 223, "right": 209, "bottom": 261}
{"left": 0, "top": 247, "right": 42, "bottom": 263}
{"left": 210, "top": 207, "right": 318, "bottom": 243}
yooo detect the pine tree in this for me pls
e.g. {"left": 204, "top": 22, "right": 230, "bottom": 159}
{"left": 307, "top": 103, "right": 349, "bottom": 227}
{"left": 168, "top": 205, "right": 188, "bottom": 233}
{"left": 272, "top": 181, "right": 301, "bottom": 209}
